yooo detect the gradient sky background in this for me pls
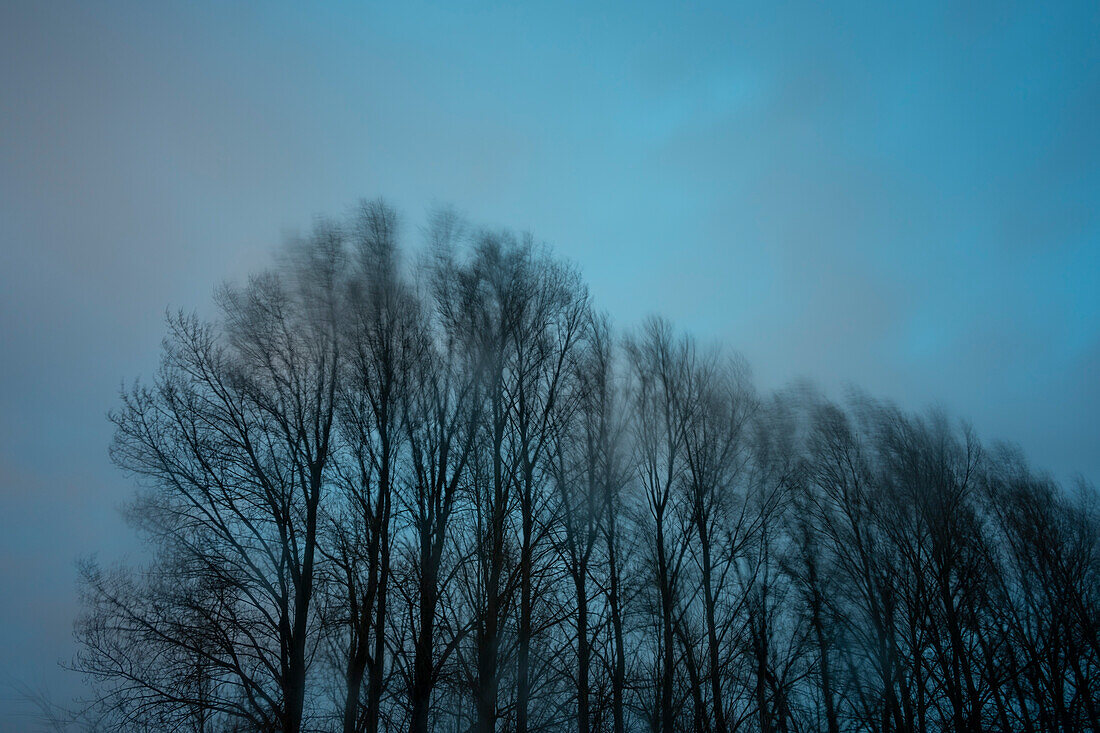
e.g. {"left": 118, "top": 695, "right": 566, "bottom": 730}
{"left": 1, "top": 1, "right": 1098, "bottom": 728}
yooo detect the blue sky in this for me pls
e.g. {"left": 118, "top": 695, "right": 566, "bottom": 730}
{"left": 1, "top": 1, "right": 1098, "bottom": 726}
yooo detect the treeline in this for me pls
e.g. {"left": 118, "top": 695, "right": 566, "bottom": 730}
{"left": 77, "top": 201, "right": 1100, "bottom": 732}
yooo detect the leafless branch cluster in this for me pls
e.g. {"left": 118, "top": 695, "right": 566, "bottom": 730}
{"left": 77, "top": 201, "right": 1100, "bottom": 732}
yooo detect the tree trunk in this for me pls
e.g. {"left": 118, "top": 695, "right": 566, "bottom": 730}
{"left": 517, "top": 486, "right": 533, "bottom": 733}
{"left": 575, "top": 564, "right": 590, "bottom": 733}
{"left": 697, "top": 523, "right": 728, "bottom": 733}
{"left": 409, "top": 525, "right": 440, "bottom": 733}
{"left": 365, "top": 500, "right": 390, "bottom": 733}
{"left": 607, "top": 511, "right": 626, "bottom": 733}
{"left": 656, "top": 519, "right": 675, "bottom": 733}
{"left": 806, "top": 558, "right": 839, "bottom": 733}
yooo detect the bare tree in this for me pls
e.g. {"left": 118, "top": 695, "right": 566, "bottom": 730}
{"left": 322, "top": 200, "right": 423, "bottom": 733}
{"left": 399, "top": 209, "right": 486, "bottom": 733}
{"left": 680, "top": 351, "right": 755, "bottom": 733}
{"left": 85, "top": 223, "right": 343, "bottom": 732}
{"left": 626, "top": 318, "right": 695, "bottom": 733}
{"left": 548, "top": 313, "right": 629, "bottom": 732}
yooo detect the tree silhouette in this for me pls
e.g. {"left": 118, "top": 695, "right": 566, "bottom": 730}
{"left": 77, "top": 201, "right": 1100, "bottom": 732}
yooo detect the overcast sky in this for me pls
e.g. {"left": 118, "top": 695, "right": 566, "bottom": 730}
{"left": 1, "top": 1, "right": 1098, "bottom": 727}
